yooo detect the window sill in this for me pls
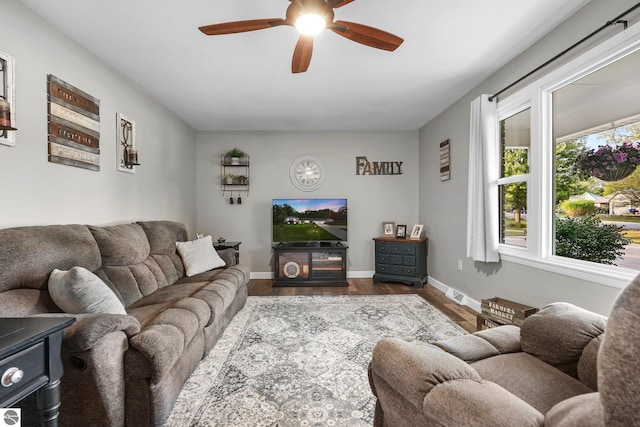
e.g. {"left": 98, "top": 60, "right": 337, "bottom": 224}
{"left": 499, "top": 248, "right": 636, "bottom": 290}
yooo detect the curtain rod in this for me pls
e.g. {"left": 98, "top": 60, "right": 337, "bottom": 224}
{"left": 488, "top": 2, "right": 640, "bottom": 102}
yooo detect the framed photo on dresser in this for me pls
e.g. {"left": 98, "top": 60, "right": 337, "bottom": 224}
{"left": 382, "top": 221, "right": 396, "bottom": 236}
{"left": 410, "top": 224, "right": 424, "bottom": 239}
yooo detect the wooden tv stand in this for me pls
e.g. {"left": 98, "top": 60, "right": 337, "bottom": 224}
{"left": 272, "top": 243, "right": 348, "bottom": 287}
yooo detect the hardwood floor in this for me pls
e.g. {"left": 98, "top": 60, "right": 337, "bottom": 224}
{"left": 247, "top": 278, "right": 479, "bottom": 333}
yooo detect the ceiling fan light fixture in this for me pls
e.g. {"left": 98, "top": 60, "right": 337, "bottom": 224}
{"left": 295, "top": 13, "right": 326, "bottom": 35}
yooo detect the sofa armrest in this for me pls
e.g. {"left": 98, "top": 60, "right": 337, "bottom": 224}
{"left": 424, "top": 379, "right": 544, "bottom": 427}
{"left": 370, "top": 338, "right": 481, "bottom": 411}
{"left": 370, "top": 337, "right": 544, "bottom": 426}
{"left": 62, "top": 313, "right": 140, "bottom": 351}
{"left": 520, "top": 302, "right": 605, "bottom": 377}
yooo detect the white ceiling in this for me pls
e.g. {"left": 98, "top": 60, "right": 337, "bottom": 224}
{"left": 20, "top": 0, "right": 591, "bottom": 131}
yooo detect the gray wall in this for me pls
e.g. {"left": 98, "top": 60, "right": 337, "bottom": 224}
{"left": 0, "top": 1, "right": 197, "bottom": 231}
{"left": 418, "top": 0, "right": 640, "bottom": 315}
{"left": 196, "top": 131, "right": 419, "bottom": 276}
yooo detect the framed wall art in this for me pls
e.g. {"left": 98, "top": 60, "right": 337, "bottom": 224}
{"left": 47, "top": 75, "right": 100, "bottom": 171}
{"left": 117, "top": 113, "right": 138, "bottom": 173}
{"left": 0, "top": 50, "right": 16, "bottom": 147}
{"left": 440, "top": 139, "right": 450, "bottom": 181}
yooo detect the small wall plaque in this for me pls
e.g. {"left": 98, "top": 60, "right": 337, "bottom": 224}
{"left": 440, "top": 139, "right": 450, "bottom": 181}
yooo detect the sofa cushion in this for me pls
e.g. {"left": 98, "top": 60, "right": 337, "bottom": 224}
{"left": 90, "top": 223, "right": 186, "bottom": 307}
{"left": 48, "top": 267, "right": 126, "bottom": 315}
{"left": 0, "top": 224, "right": 101, "bottom": 293}
{"left": 521, "top": 302, "right": 606, "bottom": 378}
{"left": 127, "top": 298, "right": 210, "bottom": 377}
{"left": 544, "top": 393, "right": 604, "bottom": 427}
{"left": 471, "top": 352, "right": 593, "bottom": 414}
{"left": 176, "top": 236, "right": 225, "bottom": 277}
{"left": 89, "top": 223, "right": 150, "bottom": 266}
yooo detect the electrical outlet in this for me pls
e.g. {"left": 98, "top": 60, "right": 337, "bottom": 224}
{"left": 457, "top": 260, "right": 463, "bottom": 271}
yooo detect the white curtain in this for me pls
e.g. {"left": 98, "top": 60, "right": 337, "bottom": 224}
{"left": 466, "top": 95, "right": 500, "bottom": 263}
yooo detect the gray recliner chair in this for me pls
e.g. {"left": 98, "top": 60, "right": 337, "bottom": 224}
{"left": 368, "top": 274, "right": 640, "bottom": 426}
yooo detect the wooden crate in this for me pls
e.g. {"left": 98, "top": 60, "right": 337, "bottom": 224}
{"left": 481, "top": 297, "right": 538, "bottom": 326}
{"left": 476, "top": 314, "right": 505, "bottom": 331}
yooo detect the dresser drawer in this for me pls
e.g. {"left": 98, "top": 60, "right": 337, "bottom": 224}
{"left": 390, "top": 265, "right": 402, "bottom": 275}
{"left": 403, "top": 255, "right": 416, "bottom": 266}
{"left": 0, "top": 342, "right": 47, "bottom": 402}
{"left": 403, "top": 244, "right": 416, "bottom": 255}
{"left": 403, "top": 266, "right": 417, "bottom": 277}
{"left": 376, "top": 254, "right": 390, "bottom": 264}
{"left": 377, "top": 264, "right": 390, "bottom": 274}
{"left": 376, "top": 241, "right": 390, "bottom": 253}
{"left": 390, "top": 255, "right": 402, "bottom": 265}
{"left": 389, "top": 243, "right": 403, "bottom": 254}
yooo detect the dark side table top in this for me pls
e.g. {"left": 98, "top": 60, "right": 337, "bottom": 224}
{"left": 0, "top": 317, "right": 75, "bottom": 357}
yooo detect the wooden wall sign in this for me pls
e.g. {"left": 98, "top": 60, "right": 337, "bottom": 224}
{"left": 440, "top": 139, "right": 450, "bottom": 181}
{"left": 355, "top": 156, "right": 403, "bottom": 175}
{"left": 47, "top": 75, "right": 100, "bottom": 171}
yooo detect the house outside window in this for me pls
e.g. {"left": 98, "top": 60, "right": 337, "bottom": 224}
{"left": 494, "top": 20, "right": 640, "bottom": 289}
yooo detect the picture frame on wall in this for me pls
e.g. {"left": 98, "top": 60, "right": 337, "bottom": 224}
{"left": 382, "top": 221, "right": 395, "bottom": 236}
{"left": 410, "top": 224, "right": 424, "bottom": 239}
{"left": 396, "top": 224, "right": 407, "bottom": 239}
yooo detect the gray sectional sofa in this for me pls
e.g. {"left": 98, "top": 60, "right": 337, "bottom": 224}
{"left": 369, "top": 274, "right": 640, "bottom": 426}
{"left": 0, "top": 220, "right": 250, "bottom": 426}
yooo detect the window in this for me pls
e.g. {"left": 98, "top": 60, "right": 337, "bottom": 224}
{"left": 494, "top": 20, "right": 640, "bottom": 289}
{"left": 499, "top": 109, "right": 530, "bottom": 247}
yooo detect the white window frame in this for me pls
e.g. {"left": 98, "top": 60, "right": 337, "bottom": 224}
{"left": 497, "top": 100, "right": 531, "bottom": 248}
{"left": 496, "top": 21, "right": 640, "bottom": 290}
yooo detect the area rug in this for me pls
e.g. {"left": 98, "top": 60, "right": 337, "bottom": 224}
{"left": 164, "top": 294, "right": 466, "bottom": 426}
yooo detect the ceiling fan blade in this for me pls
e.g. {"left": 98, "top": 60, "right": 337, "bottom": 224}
{"left": 199, "top": 18, "right": 287, "bottom": 35}
{"left": 331, "top": 20, "right": 403, "bottom": 51}
{"left": 292, "top": 35, "right": 313, "bottom": 73}
{"left": 328, "top": 0, "right": 355, "bottom": 8}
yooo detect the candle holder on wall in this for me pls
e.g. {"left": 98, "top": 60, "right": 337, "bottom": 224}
{"left": 117, "top": 113, "right": 139, "bottom": 173}
{"left": 0, "top": 51, "right": 17, "bottom": 146}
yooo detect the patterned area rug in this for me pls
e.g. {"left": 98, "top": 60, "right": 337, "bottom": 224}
{"left": 165, "top": 294, "right": 466, "bottom": 426}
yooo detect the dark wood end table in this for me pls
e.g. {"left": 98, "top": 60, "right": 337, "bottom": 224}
{"left": 0, "top": 317, "right": 75, "bottom": 426}
{"left": 214, "top": 241, "right": 242, "bottom": 264}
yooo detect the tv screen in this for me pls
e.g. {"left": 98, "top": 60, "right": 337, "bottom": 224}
{"left": 272, "top": 198, "right": 347, "bottom": 244}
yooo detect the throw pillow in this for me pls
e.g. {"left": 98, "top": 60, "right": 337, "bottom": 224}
{"left": 176, "top": 235, "right": 226, "bottom": 277}
{"left": 48, "top": 266, "right": 126, "bottom": 315}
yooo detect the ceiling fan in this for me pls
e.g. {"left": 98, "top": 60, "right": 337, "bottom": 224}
{"left": 198, "top": 0, "right": 404, "bottom": 73}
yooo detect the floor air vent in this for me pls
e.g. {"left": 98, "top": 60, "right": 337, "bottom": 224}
{"left": 445, "top": 288, "right": 467, "bottom": 305}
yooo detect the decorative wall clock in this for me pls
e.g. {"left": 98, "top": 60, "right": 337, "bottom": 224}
{"left": 290, "top": 155, "right": 326, "bottom": 191}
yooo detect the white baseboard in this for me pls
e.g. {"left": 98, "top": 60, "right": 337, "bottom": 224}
{"left": 250, "top": 271, "right": 273, "bottom": 280}
{"left": 249, "top": 271, "right": 481, "bottom": 313}
{"left": 428, "top": 276, "right": 481, "bottom": 313}
{"left": 348, "top": 271, "right": 374, "bottom": 279}
{"left": 250, "top": 271, "right": 374, "bottom": 280}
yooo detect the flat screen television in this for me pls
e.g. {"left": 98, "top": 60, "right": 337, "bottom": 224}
{"left": 272, "top": 198, "right": 347, "bottom": 245}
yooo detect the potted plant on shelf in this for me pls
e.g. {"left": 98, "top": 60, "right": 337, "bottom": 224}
{"left": 224, "top": 173, "right": 234, "bottom": 184}
{"left": 575, "top": 142, "right": 640, "bottom": 181}
{"left": 225, "top": 148, "right": 246, "bottom": 165}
